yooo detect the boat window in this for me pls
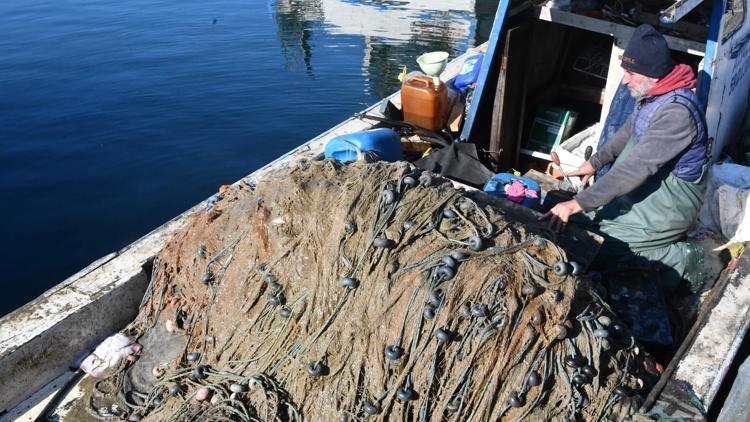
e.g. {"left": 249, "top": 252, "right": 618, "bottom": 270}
{"left": 723, "top": 0, "right": 746, "bottom": 43}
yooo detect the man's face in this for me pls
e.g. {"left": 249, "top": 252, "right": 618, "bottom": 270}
{"left": 622, "top": 70, "right": 658, "bottom": 100}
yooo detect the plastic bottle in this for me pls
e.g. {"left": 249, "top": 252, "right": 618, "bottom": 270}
{"left": 453, "top": 54, "right": 484, "bottom": 91}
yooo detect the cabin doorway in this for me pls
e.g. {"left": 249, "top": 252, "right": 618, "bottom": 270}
{"left": 489, "top": 18, "right": 703, "bottom": 175}
{"left": 491, "top": 21, "right": 612, "bottom": 173}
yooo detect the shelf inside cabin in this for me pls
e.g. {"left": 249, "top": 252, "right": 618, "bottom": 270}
{"left": 519, "top": 148, "right": 552, "bottom": 161}
{"left": 533, "top": 6, "right": 706, "bottom": 57}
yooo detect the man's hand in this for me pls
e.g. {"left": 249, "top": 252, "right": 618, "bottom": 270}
{"left": 567, "top": 160, "right": 596, "bottom": 187}
{"left": 539, "top": 199, "right": 583, "bottom": 232}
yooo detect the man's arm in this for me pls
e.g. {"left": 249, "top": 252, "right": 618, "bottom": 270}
{"left": 588, "top": 115, "right": 633, "bottom": 171}
{"left": 574, "top": 103, "right": 696, "bottom": 211}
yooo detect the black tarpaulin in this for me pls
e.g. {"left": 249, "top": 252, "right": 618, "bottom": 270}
{"left": 414, "top": 142, "right": 494, "bottom": 187}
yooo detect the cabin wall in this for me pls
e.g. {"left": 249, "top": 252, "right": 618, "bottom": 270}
{"left": 706, "top": 0, "right": 750, "bottom": 159}
{"left": 525, "top": 21, "right": 568, "bottom": 95}
{"left": 597, "top": 42, "right": 624, "bottom": 135}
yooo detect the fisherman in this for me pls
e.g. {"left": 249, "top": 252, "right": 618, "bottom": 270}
{"left": 541, "top": 24, "right": 708, "bottom": 297}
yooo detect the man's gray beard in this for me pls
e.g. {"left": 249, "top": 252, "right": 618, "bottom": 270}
{"left": 630, "top": 79, "right": 655, "bottom": 101}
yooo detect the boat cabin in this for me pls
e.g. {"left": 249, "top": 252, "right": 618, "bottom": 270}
{"left": 462, "top": 0, "right": 748, "bottom": 174}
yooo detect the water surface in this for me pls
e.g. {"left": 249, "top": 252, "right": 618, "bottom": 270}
{"left": 0, "top": 0, "right": 497, "bottom": 315}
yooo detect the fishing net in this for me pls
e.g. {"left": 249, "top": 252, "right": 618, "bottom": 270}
{"left": 73, "top": 160, "right": 654, "bottom": 421}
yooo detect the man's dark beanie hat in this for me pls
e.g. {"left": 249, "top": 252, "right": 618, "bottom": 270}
{"left": 621, "top": 24, "right": 673, "bottom": 78}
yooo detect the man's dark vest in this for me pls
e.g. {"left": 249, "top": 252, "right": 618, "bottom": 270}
{"left": 631, "top": 88, "right": 707, "bottom": 182}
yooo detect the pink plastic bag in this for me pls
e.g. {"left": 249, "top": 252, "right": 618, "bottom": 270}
{"left": 79, "top": 333, "right": 142, "bottom": 377}
{"left": 505, "top": 180, "right": 539, "bottom": 204}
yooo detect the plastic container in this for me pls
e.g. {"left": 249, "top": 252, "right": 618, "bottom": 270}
{"left": 324, "top": 128, "right": 402, "bottom": 163}
{"left": 483, "top": 173, "right": 542, "bottom": 209}
{"left": 401, "top": 75, "right": 449, "bottom": 132}
{"left": 453, "top": 54, "right": 484, "bottom": 90}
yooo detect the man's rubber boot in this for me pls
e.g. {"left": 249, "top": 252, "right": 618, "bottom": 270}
{"left": 682, "top": 240, "right": 705, "bottom": 294}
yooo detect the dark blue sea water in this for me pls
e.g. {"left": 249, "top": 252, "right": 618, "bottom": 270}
{"left": 0, "top": 0, "right": 497, "bottom": 316}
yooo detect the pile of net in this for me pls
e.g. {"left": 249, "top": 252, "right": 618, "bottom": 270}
{"left": 74, "top": 160, "right": 654, "bottom": 421}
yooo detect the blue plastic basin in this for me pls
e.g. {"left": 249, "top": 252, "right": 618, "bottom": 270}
{"left": 324, "top": 128, "right": 402, "bottom": 163}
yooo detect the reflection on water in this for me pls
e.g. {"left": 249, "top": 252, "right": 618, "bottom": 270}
{"left": 273, "top": 0, "right": 498, "bottom": 97}
{"left": 273, "top": 0, "right": 323, "bottom": 75}
{"left": 0, "top": 0, "right": 498, "bottom": 316}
